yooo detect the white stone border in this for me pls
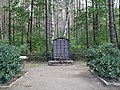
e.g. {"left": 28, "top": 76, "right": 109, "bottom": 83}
{"left": 0, "top": 71, "right": 29, "bottom": 88}
{"left": 89, "top": 70, "right": 120, "bottom": 87}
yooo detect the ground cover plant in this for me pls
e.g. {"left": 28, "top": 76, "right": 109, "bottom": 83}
{"left": 83, "top": 43, "right": 120, "bottom": 81}
{"left": 0, "top": 43, "right": 23, "bottom": 84}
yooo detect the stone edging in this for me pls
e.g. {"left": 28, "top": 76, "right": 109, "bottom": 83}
{"left": 89, "top": 70, "right": 120, "bottom": 87}
{"left": 0, "top": 71, "right": 29, "bottom": 88}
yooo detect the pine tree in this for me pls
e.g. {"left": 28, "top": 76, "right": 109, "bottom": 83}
{"left": 108, "top": 0, "right": 116, "bottom": 44}
{"left": 85, "top": 0, "right": 89, "bottom": 48}
{"left": 8, "top": 0, "right": 11, "bottom": 45}
{"left": 30, "top": 0, "right": 34, "bottom": 52}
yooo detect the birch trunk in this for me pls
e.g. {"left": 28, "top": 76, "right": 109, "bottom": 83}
{"left": 50, "top": 0, "right": 55, "bottom": 44}
{"left": 63, "top": 0, "right": 71, "bottom": 37}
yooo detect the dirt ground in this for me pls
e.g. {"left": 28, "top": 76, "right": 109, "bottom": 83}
{"left": 0, "top": 61, "right": 120, "bottom": 90}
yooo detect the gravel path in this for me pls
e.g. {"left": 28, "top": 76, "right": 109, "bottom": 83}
{"left": 0, "top": 61, "right": 120, "bottom": 90}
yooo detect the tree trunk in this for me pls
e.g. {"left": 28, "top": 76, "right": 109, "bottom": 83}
{"left": 0, "top": 18, "right": 4, "bottom": 40}
{"left": 50, "top": 0, "right": 55, "bottom": 44}
{"left": 45, "top": 0, "right": 49, "bottom": 61}
{"left": 8, "top": 0, "right": 11, "bottom": 45}
{"left": 13, "top": 19, "right": 15, "bottom": 44}
{"left": 78, "top": 0, "right": 81, "bottom": 44}
{"left": 63, "top": 0, "right": 71, "bottom": 37}
{"left": 112, "top": 0, "right": 118, "bottom": 46}
{"left": 74, "top": 0, "right": 76, "bottom": 39}
{"left": 106, "top": 14, "right": 109, "bottom": 42}
{"left": 3, "top": 9, "right": 5, "bottom": 40}
{"left": 0, "top": 8, "right": 5, "bottom": 41}
{"left": 85, "top": 0, "right": 89, "bottom": 48}
{"left": 75, "top": 0, "right": 79, "bottom": 44}
{"left": 92, "top": 0, "right": 98, "bottom": 45}
{"left": 92, "top": 0, "right": 95, "bottom": 44}
{"left": 108, "top": 0, "right": 115, "bottom": 44}
{"left": 29, "top": 0, "right": 34, "bottom": 52}
{"left": 21, "top": 25, "right": 24, "bottom": 45}
{"left": 0, "top": 19, "right": 2, "bottom": 39}
{"left": 95, "top": 1, "right": 98, "bottom": 44}
{"left": 27, "top": 19, "right": 30, "bottom": 46}
{"left": 119, "top": 0, "right": 120, "bottom": 36}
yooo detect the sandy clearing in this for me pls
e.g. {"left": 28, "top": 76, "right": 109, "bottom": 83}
{"left": 0, "top": 61, "right": 120, "bottom": 90}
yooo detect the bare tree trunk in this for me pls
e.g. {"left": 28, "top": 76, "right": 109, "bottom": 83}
{"left": 92, "top": 0, "right": 95, "bottom": 44}
{"left": 95, "top": 1, "right": 98, "bottom": 44}
{"left": 21, "top": 25, "right": 24, "bottom": 45}
{"left": 27, "top": 19, "right": 30, "bottom": 46}
{"left": 108, "top": 0, "right": 115, "bottom": 44}
{"left": 0, "top": 18, "right": 4, "bottom": 40}
{"left": 78, "top": 0, "right": 81, "bottom": 44}
{"left": 112, "top": 0, "right": 118, "bottom": 46}
{"left": 0, "top": 18, "right": 2, "bottom": 39}
{"left": 0, "top": 8, "right": 5, "bottom": 41}
{"left": 74, "top": 0, "right": 76, "bottom": 39}
{"left": 3, "top": 9, "right": 5, "bottom": 40}
{"left": 29, "top": 0, "right": 34, "bottom": 52}
{"left": 85, "top": 0, "right": 89, "bottom": 48}
{"left": 50, "top": 0, "right": 55, "bottom": 44}
{"left": 38, "top": 5, "right": 41, "bottom": 37}
{"left": 75, "top": 0, "right": 79, "bottom": 44}
{"left": 13, "top": 19, "right": 15, "bottom": 44}
{"left": 46, "top": 0, "right": 49, "bottom": 61}
{"left": 8, "top": 0, "right": 11, "bottom": 45}
{"left": 106, "top": 14, "right": 109, "bottom": 42}
{"left": 105, "top": 0, "right": 109, "bottom": 43}
{"left": 63, "top": 0, "right": 71, "bottom": 37}
{"left": 92, "top": 0, "right": 98, "bottom": 45}
{"left": 56, "top": 4, "right": 59, "bottom": 37}
{"left": 119, "top": 0, "right": 120, "bottom": 36}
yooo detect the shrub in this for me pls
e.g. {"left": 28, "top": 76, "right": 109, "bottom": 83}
{"left": 0, "top": 43, "right": 23, "bottom": 84}
{"left": 83, "top": 43, "right": 120, "bottom": 80}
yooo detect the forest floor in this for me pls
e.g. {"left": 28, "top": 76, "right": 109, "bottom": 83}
{"left": 0, "top": 61, "right": 120, "bottom": 90}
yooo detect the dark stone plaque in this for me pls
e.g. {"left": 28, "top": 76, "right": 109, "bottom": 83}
{"left": 52, "top": 38, "right": 70, "bottom": 60}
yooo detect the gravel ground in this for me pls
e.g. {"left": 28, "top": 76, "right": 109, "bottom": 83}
{"left": 0, "top": 61, "right": 120, "bottom": 90}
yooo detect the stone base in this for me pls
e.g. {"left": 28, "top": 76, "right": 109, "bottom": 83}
{"left": 48, "top": 60, "right": 74, "bottom": 66}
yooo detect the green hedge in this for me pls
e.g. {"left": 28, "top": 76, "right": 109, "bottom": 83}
{"left": 0, "top": 43, "right": 23, "bottom": 84}
{"left": 83, "top": 43, "right": 120, "bottom": 80}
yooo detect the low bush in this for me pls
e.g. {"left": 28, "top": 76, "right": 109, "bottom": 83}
{"left": 83, "top": 43, "right": 120, "bottom": 80}
{"left": 0, "top": 43, "right": 23, "bottom": 84}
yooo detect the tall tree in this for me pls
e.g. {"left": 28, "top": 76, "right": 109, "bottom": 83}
{"left": 112, "top": 0, "right": 118, "bottom": 46}
{"left": 50, "top": 0, "right": 55, "bottom": 44}
{"left": 63, "top": 0, "right": 71, "bottom": 38}
{"left": 8, "top": 0, "right": 11, "bottom": 45}
{"left": 30, "top": 0, "right": 34, "bottom": 52}
{"left": 27, "top": 18, "right": 30, "bottom": 46}
{"left": 75, "top": 0, "right": 79, "bottom": 44}
{"left": 73, "top": 0, "right": 76, "bottom": 40}
{"left": 119, "top": 0, "right": 120, "bottom": 41}
{"left": 12, "top": 18, "right": 15, "bottom": 44}
{"left": 85, "top": 0, "right": 89, "bottom": 48}
{"left": 92, "top": 0, "right": 98, "bottom": 45}
{"left": 108, "top": 0, "right": 116, "bottom": 44}
{"left": 92, "top": 0, "right": 95, "bottom": 44}
{"left": 46, "top": 0, "right": 49, "bottom": 61}
{"left": 3, "top": 9, "right": 6, "bottom": 40}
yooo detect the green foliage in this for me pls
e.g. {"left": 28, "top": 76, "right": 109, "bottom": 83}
{"left": 0, "top": 43, "right": 23, "bottom": 84}
{"left": 70, "top": 37, "right": 85, "bottom": 53}
{"left": 32, "top": 31, "right": 46, "bottom": 54}
{"left": 83, "top": 43, "right": 120, "bottom": 80}
{"left": 9, "top": 0, "right": 46, "bottom": 54}
{"left": 20, "top": 44, "right": 29, "bottom": 53}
